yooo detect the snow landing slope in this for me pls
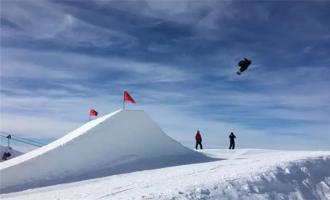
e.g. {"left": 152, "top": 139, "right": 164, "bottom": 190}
{"left": 0, "top": 109, "right": 209, "bottom": 193}
{"left": 1, "top": 149, "right": 330, "bottom": 200}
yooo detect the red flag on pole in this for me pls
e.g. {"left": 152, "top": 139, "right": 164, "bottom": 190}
{"left": 123, "top": 91, "right": 136, "bottom": 109}
{"left": 124, "top": 91, "right": 136, "bottom": 104}
{"left": 89, "top": 109, "right": 98, "bottom": 116}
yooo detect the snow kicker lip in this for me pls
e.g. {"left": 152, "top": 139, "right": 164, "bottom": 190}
{"left": 0, "top": 109, "right": 215, "bottom": 193}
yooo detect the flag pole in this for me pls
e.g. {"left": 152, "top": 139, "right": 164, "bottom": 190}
{"left": 123, "top": 91, "right": 124, "bottom": 110}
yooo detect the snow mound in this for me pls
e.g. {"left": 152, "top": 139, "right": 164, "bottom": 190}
{"left": 0, "top": 146, "right": 23, "bottom": 162}
{"left": 0, "top": 109, "right": 209, "bottom": 193}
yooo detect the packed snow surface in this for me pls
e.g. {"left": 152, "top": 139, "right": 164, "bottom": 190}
{"left": 0, "top": 110, "right": 207, "bottom": 193}
{"left": 1, "top": 149, "right": 329, "bottom": 200}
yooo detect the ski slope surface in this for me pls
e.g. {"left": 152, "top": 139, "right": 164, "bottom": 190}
{"left": 1, "top": 149, "right": 330, "bottom": 200}
{"left": 0, "top": 109, "right": 208, "bottom": 193}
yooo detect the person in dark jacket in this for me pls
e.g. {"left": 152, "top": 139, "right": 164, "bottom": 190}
{"left": 237, "top": 58, "right": 252, "bottom": 75}
{"left": 229, "top": 132, "right": 236, "bottom": 150}
{"left": 2, "top": 147, "right": 11, "bottom": 161}
{"left": 195, "top": 130, "right": 203, "bottom": 150}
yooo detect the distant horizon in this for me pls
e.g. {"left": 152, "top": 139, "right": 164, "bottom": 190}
{"left": 1, "top": 1, "right": 330, "bottom": 151}
{"left": 1, "top": 108, "right": 330, "bottom": 153}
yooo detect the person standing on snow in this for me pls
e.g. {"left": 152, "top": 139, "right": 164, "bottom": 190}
{"left": 229, "top": 132, "right": 236, "bottom": 150}
{"left": 2, "top": 147, "right": 12, "bottom": 161}
{"left": 195, "top": 130, "right": 203, "bottom": 150}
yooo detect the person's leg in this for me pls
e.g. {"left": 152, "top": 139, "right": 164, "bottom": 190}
{"left": 200, "top": 142, "right": 203, "bottom": 149}
{"left": 195, "top": 142, "right": 198, "bottom": 149}
{"left": 233, "top": 142, "right": 235, "bottom": 149}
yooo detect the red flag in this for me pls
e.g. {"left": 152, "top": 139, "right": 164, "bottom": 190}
{"left": 124, "top": 91, "right": 136, "bottom": 104}
{"left": 89, "top": 109, "right": 98, "bottom": 116}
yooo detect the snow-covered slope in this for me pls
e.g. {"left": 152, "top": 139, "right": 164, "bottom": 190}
{"left": 1, "top": 149, "right": 329, "bottom": 200}
{"left": 0, "top": 110, "right": 208, "bottom": 193}
{"left": 0, "top": 146, "right": 23, "bottom": 162}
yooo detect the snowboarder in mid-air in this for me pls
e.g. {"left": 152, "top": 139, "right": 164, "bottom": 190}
{"left": 236, "top": 58, "right": 252, "bottom": 75}
{"left": 229, "top": 132, "right": 236, "bottom": 150}
{"left": 195, "top": 130, "right": 203, "bottom": 150}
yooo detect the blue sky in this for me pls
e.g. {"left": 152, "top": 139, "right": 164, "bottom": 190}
{"left": 1, "top": 0, "right": 330, "bottom": 151}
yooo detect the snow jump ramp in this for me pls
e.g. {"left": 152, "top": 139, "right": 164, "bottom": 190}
{"left": 0, "top": 109, "right": 211, "bottom": 193}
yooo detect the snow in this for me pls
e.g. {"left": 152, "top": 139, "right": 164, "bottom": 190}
{"left": 0, "top": 109, "right": 208, "bottom": 193}
{"left": 1, "top": 109, "right": 329, "bottom": 199}
{"left": 1, "top": 149, "right": 329, "bottom": 200}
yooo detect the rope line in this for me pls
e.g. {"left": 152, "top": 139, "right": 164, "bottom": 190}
{"left": 0, "top": 132, "right": 43, "bottom": 147}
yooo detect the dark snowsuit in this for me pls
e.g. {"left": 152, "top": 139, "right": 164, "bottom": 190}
{"left": 2, "top": 152, "right": 11, "bottom": 160}
{"left": 237, "top": 58, "right": 251, "bottom": 75}
{"left": 195, "top": 131, "right": 203, "bottom": 150}
{"left": 229, "top": 133, "right": 236, "bottom": 150}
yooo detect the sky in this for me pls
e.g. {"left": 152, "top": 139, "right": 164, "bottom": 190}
{"left": 1, "top": 0, "right": 330, "bottom": 151}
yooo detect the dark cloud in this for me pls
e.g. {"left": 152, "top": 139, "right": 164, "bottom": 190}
{"left": 0, "top": 17, "right": 22, "bottom": 30}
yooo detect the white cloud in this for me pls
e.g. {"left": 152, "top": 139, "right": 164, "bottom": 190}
{"left": 1, "top": 0, "right": 138, "bottom": 49}
{"left": 1, "top": 60, "right": 78, "bottom": 80}
{"left": 1, "top": 48, "right": 196, "bottom": 84}
{"left": 0, "top": 114, "right": 81, "bottom": 138}
{"left": 1, "top": 85, "right": 330, "bottom": 150}
{"left": 1, "top": 0, "right": 74, "bottom": 39}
